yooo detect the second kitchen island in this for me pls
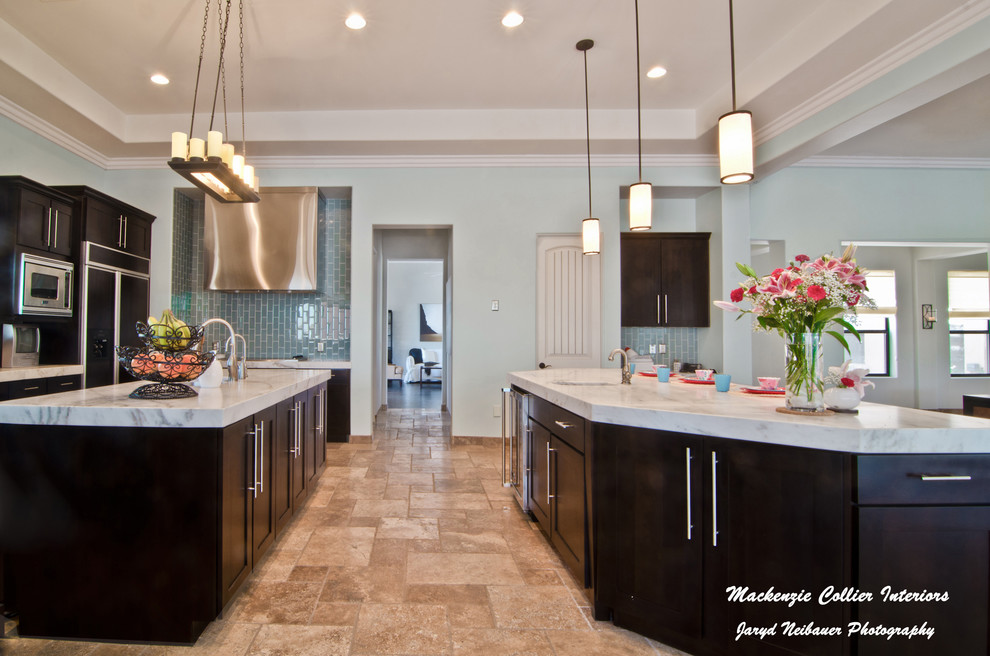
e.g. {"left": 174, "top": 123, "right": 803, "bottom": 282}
{"left": 0, "top": 369, "right": 332, "bottom": 644}
{"left": 508, "top": 368, "right": 990, "bottom": 656}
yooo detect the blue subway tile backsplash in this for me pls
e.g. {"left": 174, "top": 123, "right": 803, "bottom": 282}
{"left": 620, "top": 326, "right": 699, "bottom": 368}
{"left": 170, "top": 191, "right": 351, "bottom": 361}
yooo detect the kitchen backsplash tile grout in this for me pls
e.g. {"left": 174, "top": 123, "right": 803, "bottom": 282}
{"left": 620, "top": 326, "right": 699, "bottom": 367}
{"left": 171, "top": 191, "right": 351, "bottom": 360}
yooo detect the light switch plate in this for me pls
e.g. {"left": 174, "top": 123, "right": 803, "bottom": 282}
{"left": 491, "top": 300, "right": 499, "bottom": 311}
{"left": 493, "top": 404, "right": 501, "bottom": 417}
{"left": 658, "top": 344, "right": 666, "bottom": 354}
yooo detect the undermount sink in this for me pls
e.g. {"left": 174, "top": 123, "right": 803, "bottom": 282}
{"left": 555, "top": 381, "right": 615, "bottom": 386}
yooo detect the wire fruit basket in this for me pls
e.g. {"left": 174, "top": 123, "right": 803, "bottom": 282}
{"left": 117, "top": 322, "right": 215, "bottom": 399}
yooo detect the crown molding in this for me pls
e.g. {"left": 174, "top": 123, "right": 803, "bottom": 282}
{"left": 107, "top": 153, "right": 720, "bottom": 171}
{"left": 0, "top": 94, "right": 109, "bottom": 168}
{"left": 754, "top": 0, "right": 990, "bottom": 145}
{"left": 797, "top": 156, "right": 990, "bottom": 169}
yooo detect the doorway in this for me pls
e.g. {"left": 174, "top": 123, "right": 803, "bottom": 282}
{"left": 373, "top": 227, "right": 452, "bottom": 416}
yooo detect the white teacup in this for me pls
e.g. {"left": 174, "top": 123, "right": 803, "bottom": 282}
{"left": 695, "top": 369, "right": 714, "bottom": 381}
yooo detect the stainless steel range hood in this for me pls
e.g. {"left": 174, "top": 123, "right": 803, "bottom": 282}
{"left": 204, "top": 186, "right": 319, "bottom": 291}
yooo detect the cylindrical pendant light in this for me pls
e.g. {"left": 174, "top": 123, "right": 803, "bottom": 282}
{"left": 718, "top": 0, "right": 754, "bottom": 184}
{"left": 577, "top": 39, "right": 600, "bottom": 255}
{"left": 629, "top": 0, "right": 652, "bottom": 230}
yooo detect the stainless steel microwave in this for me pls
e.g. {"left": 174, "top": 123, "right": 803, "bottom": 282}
{"left": 18, "top": 252, "right": 74, "bottom": 316}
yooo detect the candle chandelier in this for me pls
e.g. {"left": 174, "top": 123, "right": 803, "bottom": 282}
{"left": 169, "top": 0, "right": 260, "bottom": 203}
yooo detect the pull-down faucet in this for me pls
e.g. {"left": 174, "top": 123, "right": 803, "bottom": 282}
{"left": 608, "top": 348, "right": 632, "bottom": 384}
{"left": 201, "top": 318, "right": 244, "bottom": 382}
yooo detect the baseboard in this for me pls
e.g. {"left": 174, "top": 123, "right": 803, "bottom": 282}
{"left": 451, "top": 435, "right": 501, "bottom": 446}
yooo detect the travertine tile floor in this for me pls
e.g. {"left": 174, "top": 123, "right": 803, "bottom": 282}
{"left": 1, "top": 408, "right": 688, "bottom": 656}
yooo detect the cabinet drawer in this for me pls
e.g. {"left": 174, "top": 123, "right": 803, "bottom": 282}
{"left": 529, "top": 396, "right": 585, "bottom": 453}
{"left": 48, "top": 375, "right": 82, "bottom": 393}
{"left": 856, "top": 455, "right": 990, "bottom": 505}
{"left": 9, "top": 378, "right": 47, "bottom": 399}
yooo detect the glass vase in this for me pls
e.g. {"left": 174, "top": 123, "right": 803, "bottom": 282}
{"left": 784, "top": 332, "right": 825, "bottom": 412}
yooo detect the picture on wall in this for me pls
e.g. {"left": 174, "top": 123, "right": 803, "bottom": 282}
{"left": 420, "top": 303, "right": 442, "bottom": 342}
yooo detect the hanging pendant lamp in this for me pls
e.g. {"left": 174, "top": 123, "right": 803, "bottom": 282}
{"left": 718, "top": 0, "right": 754, "bottom": 185}
{"left": 577, "top": 39, "right": 600, "bottom": 256}
{"left": 168, "top": 0, "right": 260, "bottom": 203}
{"left": 628, "top": 0, "right": 652, "bottom": 231}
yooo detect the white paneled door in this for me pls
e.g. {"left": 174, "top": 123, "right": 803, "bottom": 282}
{"left": 536, "top": 234, "right": 601, "bottom": 368}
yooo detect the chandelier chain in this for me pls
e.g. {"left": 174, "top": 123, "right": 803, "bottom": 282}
{"left": 188, "top": 0, "right": 212, "bottom": 139}
{"left": 239, "top": 0, "right": 247, "bottom": 158}
{"left": 583, "top": 48, "right": 592, "bottom": 218}
{"left": 208, "top": 0, "right": 232, "bottom": 133}
{"left": 729, "top": 0, "right": 737, "bottom": 111}
{"left": 220, "top": 3, "right": 228, "bottom": 137}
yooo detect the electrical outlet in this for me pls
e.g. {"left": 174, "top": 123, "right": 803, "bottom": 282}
{"left": 658, "top": 344, "right": 667, "bottom": 354}
{"left": 649, "top": 344, "right": 656, "bottom": 354}
{"left": 493, "top": 404, "right": 501, "bottom": 417}
{"left": 316, "top": 341, "right": 325, "bottom": 352}
{"left": 491, "top": 300, "right": 499, "bottom": 311}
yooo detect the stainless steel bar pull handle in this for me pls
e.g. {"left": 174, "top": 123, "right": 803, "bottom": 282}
{"left": 296, "top": 401, "right": 301, "bottom": 456}
{"left": 46, "top": 208, "right": 53, "bottom": 246}
{"left": 664, "top": 294, "right": 668, "bottom": 324}
{"left": 248, "top": 424, "right": 259, "bottom": 499}
{"left": 547, "top": 442, "right": 555, "bottom": 502}
{"left": 920, "top": 474, "right": 972, "bottom": 481}
{"left": 554, "top": 420, "right": 573, "bottom": 430}
{"left": 657, "top": 294, "right": 661, "bottom": 324}
{"left": 501, "top": 388, "right": 509, "bottom": 486}
{"left": 122, "top": 216, "right": 128, "bottom": 249}
{"left": 711, "top": 452, "right": 719, "bottom": 547}
{"left": 686, "top": 447, "right": 693, "bottom": 541}
{"left": 52, "top": 210, "right": 59, "bottom": 250}
{"left": 258, "top": 420, "right": 265, "bottom": 495}
{"left": 118, "top": 215, "right": 124, "bottom": 248}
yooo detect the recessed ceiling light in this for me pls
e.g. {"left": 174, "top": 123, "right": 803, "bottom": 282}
{"left": 501, "top": 11, "right": 523, "bottom": 28}
{"left": 647, "top": 66, "right": 667, "bottom": 79}
{"left": 150, "top": 73, "right": 170, "bottom": 85}
{"left": 345, "top": 13, "right": 366, "bottom": 29}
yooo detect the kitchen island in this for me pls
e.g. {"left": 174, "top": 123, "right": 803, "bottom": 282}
{"left": 507, "top": 368, "right": 990, "bottom": 656}
{"left": 0, "top": 369, "right": 332, "bottom": 644}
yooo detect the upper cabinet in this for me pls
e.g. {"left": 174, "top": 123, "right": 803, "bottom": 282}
{"left": 620, "top": 232, "right": 711, "bottom": 328}
{"left": 0, "top": 176, "right": 75, "bottom": 259}
{"left": 55, "top": 186, "right": 155, "bottom": 259}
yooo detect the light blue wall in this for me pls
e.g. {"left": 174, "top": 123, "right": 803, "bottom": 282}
{"left": 4, "top": 112, "right": 989, "bottom": 430}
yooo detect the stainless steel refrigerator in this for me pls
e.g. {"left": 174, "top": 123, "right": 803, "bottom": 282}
{"left": 81, "top": 242, "right": 150, "bottom": 388}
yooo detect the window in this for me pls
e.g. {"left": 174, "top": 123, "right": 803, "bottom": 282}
{"left": 846, "top": 270, "right": 896, "bottom": 377}
{"left": 948, "top": 270, "right": 989, "bottom": 377}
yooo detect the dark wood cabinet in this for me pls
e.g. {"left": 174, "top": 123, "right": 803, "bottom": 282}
{"left": 595, "top": 427, "right": 848, "bottom": 656}
{"left": 308, "top": 382, "right": 328, "bottom": 482}
{"left": 526, "top": 397, "right": 588, "bottom": 586}
{"left": 326, "top": 369, "right": 350, "bottom": 442}
{"left": 854, "top": 454, "right": 990, "bottom": 656}
{"left": 54, "top": 186, "right": 155, "bottom": 259}
{"left": 4, "top": 373, "right": 82, "bottom": 400}
{"left": 273, "top": 388, "right": 317, "bottom": 535}
{"left": 0, "top": 177, "right": 75, "bottom": 259}
{"left": 274, "top": 397, "right": 296, "bottom": 535}
{"left": 596, "top": 425, "right": 705, "bottom": 647}
{"left": 620, "top": 232, "right": 710, "bottom": 327}
{"left": 220, "top": 406, "right": 277, "bottom": 608}
{"left": 291, "top": 391, "right": 310, "bottom": 508}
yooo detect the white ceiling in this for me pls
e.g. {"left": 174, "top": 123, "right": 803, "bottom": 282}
{"left": 0, "top": 0, "right": 988, "bottom": 171}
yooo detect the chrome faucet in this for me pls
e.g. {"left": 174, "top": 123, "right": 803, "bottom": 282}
{"left": 608, "top": 348, "right": 632, "bottom": 384}
{"left": 225, "top": 334, "right": 248, "bottom": 380}
{"left": 201, "top": 318, "right": 243, "bottom": 381}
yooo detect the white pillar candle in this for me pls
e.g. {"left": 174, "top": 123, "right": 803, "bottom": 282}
{"left": 242, "top": 164, "right": 254, "bottom": 188}
{"left": 252, "top": 175, "right": 259, "bottom": 192}
{"left": 171, "top": 132, "right": 188, "bottom": 160}
{"left": 221, "top": 144, "right": 235, "bottom": 167}
{"left": 207, "top": 131, "right": 223, "bottom": 159}
{"left": 232, "top": 155, "right": 244, "bottom": 176}
{"left": 188, "top": 137, "right": 205, "bottom": 160}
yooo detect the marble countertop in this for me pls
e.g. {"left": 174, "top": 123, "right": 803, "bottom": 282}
{"left": 247, "top": 359, "right": 350, "bottom": 370}
{"left": 0, "top": 364, "right": 84, "bottom": 383}
{"left": 0, "top": 369, "right": 332, "bottom": 428}
{"left": 507, "top": 368, "right": 990, "bottom": 454}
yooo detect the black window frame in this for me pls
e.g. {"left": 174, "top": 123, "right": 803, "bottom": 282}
{"left": 949, "top": 318, "right": 990, "bottom": 378}
{"left": 845, "top": 316, "right": 892, "bottom": 377}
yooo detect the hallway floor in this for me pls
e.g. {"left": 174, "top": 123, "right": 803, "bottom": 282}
{"left": 1, "top": 408, "right": 685, "bottom": 656}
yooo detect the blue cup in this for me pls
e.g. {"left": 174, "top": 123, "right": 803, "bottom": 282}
{"left": 630, "top": 363, "right": 636, "bottom": 374}
{"left": 655, "top": 365, "right": 671, "bottom": 382}
{"left": 714, "top": 373, "right": 732, "bottom": 392}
